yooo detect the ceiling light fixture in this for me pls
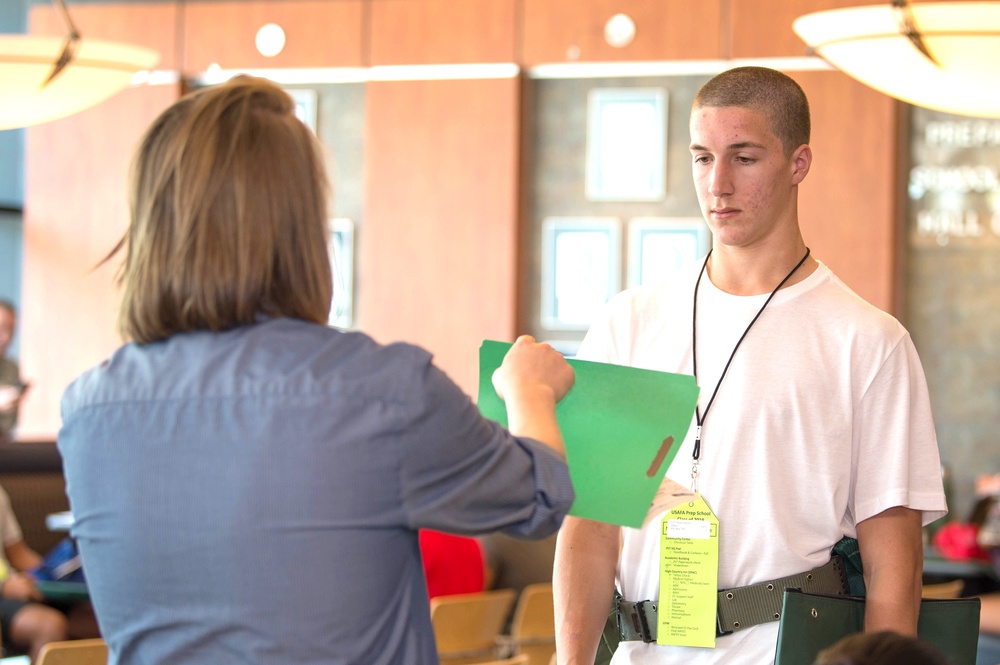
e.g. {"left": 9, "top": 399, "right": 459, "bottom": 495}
{"left": 794, "top": 1, "right": 1000, "bottom": 118}
{"left": 0, "top": 0, "right": 159, "bottom": 130}
{"left": 255, "top": 23, "right": 286, "bottom": 58}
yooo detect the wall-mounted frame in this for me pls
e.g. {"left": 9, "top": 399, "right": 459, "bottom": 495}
{"left": 586, "top": 88, "right": 667, "bottom": 201}
{"left": 328, "top": 218, "right": 354, "bottom": 329}
{"left": 288, "top": 88, "right": 318, "bottom": 133}
{"left": 627, "top": 217, "right": 710, "bottom": 289}
{"left": 541, "top": 217, "right": 621, "bottom": 330}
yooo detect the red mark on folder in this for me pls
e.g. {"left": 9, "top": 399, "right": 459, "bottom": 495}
{"left": 646, "top": 436, "right": 675, "bottom": 478}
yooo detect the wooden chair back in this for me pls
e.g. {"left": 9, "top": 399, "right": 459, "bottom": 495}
{"left": 36, "top": 638, "right": 108, "bottom": 665}
{"left": 922, "top": 579, "right": 964, "bottom": 599}
{"left": 431, "top": 588, "right": 517, "bottom": 665}
{"left": 509, "top": 583, "right": 556, "bottom": 665}
{"left": 467, "top": 655, "right": 529, "bottom": 665}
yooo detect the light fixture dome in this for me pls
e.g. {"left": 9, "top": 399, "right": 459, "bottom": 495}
{"left": 0, "top": 34, "right": 159, "bottom": 130}
{"left": 794, "top": 2, "right": 1000, "bottom": 118}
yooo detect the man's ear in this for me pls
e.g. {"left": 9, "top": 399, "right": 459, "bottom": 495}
{"left": 791, "top": 144, "right": 812, "bottom": 185}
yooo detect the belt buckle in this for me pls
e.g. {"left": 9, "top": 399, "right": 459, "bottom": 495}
{"left": 629, "top": 600, "right": 656, "bottom": 644}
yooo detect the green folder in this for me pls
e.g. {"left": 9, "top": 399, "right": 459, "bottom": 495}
{"left": 478, "top": 340, "right": 700, "bottom": 528}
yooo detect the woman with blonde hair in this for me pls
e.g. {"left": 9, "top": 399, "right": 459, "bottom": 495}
{"left": 58, "top": 76, "right": 574, "bottom": 665}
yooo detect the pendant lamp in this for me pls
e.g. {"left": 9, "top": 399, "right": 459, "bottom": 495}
{"left": 793, "top": 1, "right": 1000, "bottom": 118}
{"left": 0, "top": 0, "right": 159, "bottom": 130}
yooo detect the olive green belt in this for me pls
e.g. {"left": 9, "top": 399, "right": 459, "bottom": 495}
{"left": 616, "top": 555, "right": 849, "bottom": 642}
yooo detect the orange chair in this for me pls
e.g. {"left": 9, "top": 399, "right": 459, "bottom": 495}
{"left": 35, "top": 638, "right": 108, "bottom": 665}
{"left": 922, "top": 579, "right": 964, "bottom": 599}
{"left": 432, "top": 588, "right": 517, "bottom": 665}
{"left": 507, "top": 583, "right": 556, "bottom": 665}
{"left": 467, "top": 655, "right": 529, "bottom": 665}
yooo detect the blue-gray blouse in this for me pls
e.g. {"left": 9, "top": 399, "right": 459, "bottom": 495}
{"left": 59, "top": 318, "right": 573, "bottom": 665}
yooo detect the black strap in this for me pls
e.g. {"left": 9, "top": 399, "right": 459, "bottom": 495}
{"left": 691, "top": 247, "right": 811, "bottom": 463}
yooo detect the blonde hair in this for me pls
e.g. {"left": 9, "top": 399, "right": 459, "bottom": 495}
{"left": 113, "top": 76, "right": 333, "bottom": 344}
{"left": 694, "top": 66, "right": 810, "bottom": 156}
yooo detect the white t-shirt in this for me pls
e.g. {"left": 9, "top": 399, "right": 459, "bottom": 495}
{"left": 576, "top": 261, "right": 947, "bottom": 665}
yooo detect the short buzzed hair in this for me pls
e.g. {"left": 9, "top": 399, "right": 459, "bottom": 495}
{"left": 693, "top": 66, "right": 810, "bottom": 155}
{"left": 0, "top": 300, "right": 14, "bottom": 318}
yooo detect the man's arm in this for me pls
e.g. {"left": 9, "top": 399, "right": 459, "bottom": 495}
{"left": 555, "top": 515, "right": 620, "bottom": 664}
{"left": 856, "top": 505, "right": 924, "bottom": 634}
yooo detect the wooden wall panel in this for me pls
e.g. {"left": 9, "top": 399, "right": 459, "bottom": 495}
{"left": 21, "top": 4, "right": 183, "bottom": 437}
{"left": 182, "top": 1, "right": 365, "bottom": 72}
{"left": 369, "top": 0, "right": 516, "bottom": 65}
{"left": 729, "top": 0, "right": 864, "bottom": 59}
{"left": 793, "top": 70, "right": 900, "bottom": 315}
{"left": 521, "top": 0, "right": 724, "bottom": 65}
{"left": 360, "top": 78, "right": 520, "bottom": 396}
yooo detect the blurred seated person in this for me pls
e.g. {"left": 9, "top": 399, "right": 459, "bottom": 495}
{"left": 419, "top": 530, "right": 487, "bottom": 600}
{"left": 0, "top": 483, "right": 69, "bottom": 662}
{"left": 982, "top": 595, "right": 1000, "bottom": 632}
{"left": 57, "top": 76, "right": 575, "bottom": 665}
{"left": 813, "top": 631, "right": 948, "bottom": 665}
{"left": 0, "top": 299, "right": 27, "bottom": 438}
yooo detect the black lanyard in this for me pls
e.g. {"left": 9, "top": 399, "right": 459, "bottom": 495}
{"left": 689, "top": 247, "right": 811, "bottom": 489}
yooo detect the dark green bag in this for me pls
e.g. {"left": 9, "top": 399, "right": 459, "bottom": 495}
{"left": 774, "top": 588, "right": 981, "bottom": 665}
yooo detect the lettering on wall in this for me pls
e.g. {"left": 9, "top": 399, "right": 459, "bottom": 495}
{"left": 909, "top": 119, "right": 1000, "bottom": 247}
{"left": 904, "top": 108, "right": 1000, "bottom": 534}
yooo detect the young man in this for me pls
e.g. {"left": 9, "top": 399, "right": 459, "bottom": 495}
{"left": 553, "top": 67, "right": 946, "bottom": 664}
{"left": 0, "top": 484, "right": 69, "bottom": 661}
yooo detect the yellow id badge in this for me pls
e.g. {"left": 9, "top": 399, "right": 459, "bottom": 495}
{"left": 656, "top": 493, "right": 719, "bottom": 647}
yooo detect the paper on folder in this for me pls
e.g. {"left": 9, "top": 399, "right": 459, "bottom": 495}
{"left": 478, "top": 340, "right": 699, "bottom": 528}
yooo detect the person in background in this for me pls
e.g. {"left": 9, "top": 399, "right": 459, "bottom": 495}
{"left": 0, "top": 483, "right": 68, "bottom": 662}
{"left": 57, "top": 76, "right": 575, "bottom": 665}
{"left": 554, "top": 67, "right": 946, "bottom": 665}
{"left": 419, "top": 530, "right": 487, "bottom": 600}
{"left": 812, "top": 631, "right": 948, "bottom": 665}
{"left": 0, "top": 300, "right": 27, "bottom": 437}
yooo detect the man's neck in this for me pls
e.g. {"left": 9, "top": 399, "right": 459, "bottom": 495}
{"left": 706, "top": 241, "right": 817, "bottom": 296}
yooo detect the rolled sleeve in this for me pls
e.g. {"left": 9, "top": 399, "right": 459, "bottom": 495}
{"left": 397, "top": 353, "right": 574, "bottom": 538}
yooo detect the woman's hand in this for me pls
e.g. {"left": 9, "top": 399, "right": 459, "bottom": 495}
{"left": 491, "top": 335, "right": 575, "bottom": 458}
{"left": 492, "top": 335, "right": 575, "bottom": 404}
